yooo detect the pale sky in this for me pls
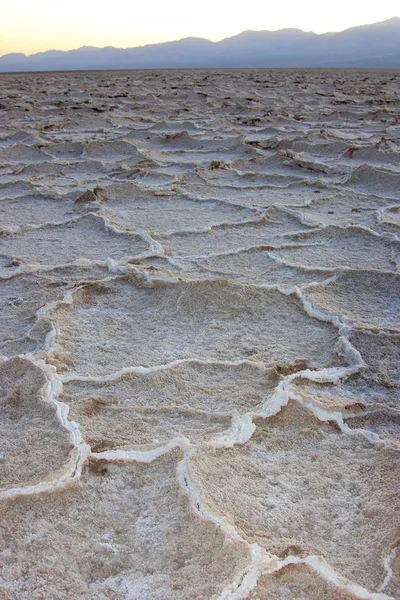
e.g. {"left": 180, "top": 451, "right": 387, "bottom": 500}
{"left": 2, "top": 0, "right": 399, "bottom": 56}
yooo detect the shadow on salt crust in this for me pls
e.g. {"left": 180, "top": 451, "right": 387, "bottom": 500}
{"left": 83, "top": 140, "right": 142, "bottom": 162}
{"left": 159, "top": 206, "right": 314, "bottom": 258}
{"left": 345, "top": 165, "right": 400, "bottom": 199}
{"left": 0, "top": 214, "right": 150, "bottom": 268}
{"left": 292, "top": 191, "right": 389, "bottom": 228}
{"left": 0, "top": 181, "right": 37, "bottom": 200}
{"left": 304, "top": 271, "right": 400, "bottom": 332}
{"left": 271, "top": 226, "right": 399, "bottom": 271}
{"left": 179, "top": 170, "right": 334, "bottom": 206}
{"left": 194, "top": 249, "right": 336, "bottom": 287}
{"left": 176, "top": 174, "right": 319, "bottom": 208}
{"left": 0, "top": 143, "right": 51, "bottom": 164}
{"left": 42, "top": 141, "right": 84, "bottom": 159}
{"left": 135, "top": 133, "right": 258, "bottom": 165}
{"left": 94, "top": 181, "right": 258, "bottom": 235}
{"left": 0, "top": 195, "right": 92, "bottom": 230}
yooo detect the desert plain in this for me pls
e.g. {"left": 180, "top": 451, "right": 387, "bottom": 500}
{"left": 0, "top": 69, "right": 399, "bottom": 599}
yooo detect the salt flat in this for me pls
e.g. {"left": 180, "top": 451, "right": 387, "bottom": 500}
{"left": 0, "top": 69, "right": 399, "bottom": 599}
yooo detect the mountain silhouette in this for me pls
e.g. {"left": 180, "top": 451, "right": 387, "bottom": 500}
{"left": 1, "top": 17, "right": 399, "bottom": 72}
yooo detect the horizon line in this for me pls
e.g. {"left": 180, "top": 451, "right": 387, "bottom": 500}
{"left": 2, "top": 15, "right": 399, "bottom": 59}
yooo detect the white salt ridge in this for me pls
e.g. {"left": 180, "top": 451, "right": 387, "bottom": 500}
{"left": 93, "top": 436, "right": 192, "bottom": 462}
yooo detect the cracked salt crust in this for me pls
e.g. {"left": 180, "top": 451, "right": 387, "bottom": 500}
{"left": 0, "top": 69, "right": 399, "bottom": 599}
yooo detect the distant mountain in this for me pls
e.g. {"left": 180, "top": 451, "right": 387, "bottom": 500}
{"left": 1, "top": 17, "right": 400, "bottom": 72}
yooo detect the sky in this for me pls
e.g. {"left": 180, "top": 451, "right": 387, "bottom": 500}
{"left": 1, "top": 0, "right": 399, "bottom": 56}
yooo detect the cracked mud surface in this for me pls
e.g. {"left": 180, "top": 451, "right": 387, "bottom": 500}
{"left": 0, "top": 69, "right": 399, "bottom": 599}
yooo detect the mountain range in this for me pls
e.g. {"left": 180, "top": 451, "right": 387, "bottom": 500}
{"left": 1, "top": 17, "right": 400, "bottom": 72}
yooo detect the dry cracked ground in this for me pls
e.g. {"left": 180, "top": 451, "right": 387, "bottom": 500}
{"left": 0, "top": 69, "right": 399, "bottom": 599}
